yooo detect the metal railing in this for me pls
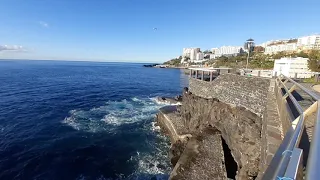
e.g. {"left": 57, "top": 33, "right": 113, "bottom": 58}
{"left": 262, "top": 74, "right": 320, "bottom": 180}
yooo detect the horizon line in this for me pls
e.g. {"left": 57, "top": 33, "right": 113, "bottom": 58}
{"left": 0, "top": 58, "right": 162, "bottom": 64}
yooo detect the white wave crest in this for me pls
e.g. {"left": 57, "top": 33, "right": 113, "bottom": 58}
{"left": 151, "top": 121, "right": 161, "bottom": 132}
{"left": 62, "top": 97, "right": 165, "bottom": 132}
{"left": 150, "top": 97, "right": 181, "bottom": 106}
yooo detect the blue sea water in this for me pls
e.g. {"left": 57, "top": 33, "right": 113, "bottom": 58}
{"left": 0, "top": 60, "right": 188, "bottom": 180}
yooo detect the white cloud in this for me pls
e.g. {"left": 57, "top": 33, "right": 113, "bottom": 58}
{"left": 39, "top": 21, "right": 49, "bottom": 28}
{"left": 0, "top": 45, "right": 25, "bottom": 52}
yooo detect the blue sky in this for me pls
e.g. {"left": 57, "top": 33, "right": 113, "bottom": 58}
{"left": 0, "top": 0, "right": 319, "bottom": 62}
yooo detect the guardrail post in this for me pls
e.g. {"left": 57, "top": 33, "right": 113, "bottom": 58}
{"left": 195, "top": 70, "right": 198, "bottom": 79}
{"left": 210, "top": 71, "right": 213, "bottom": 82}
{"left": 295, "top": 73, "right": 298, "bottom": 79}
{"left": 201, "top": 70, "right": 204, "bottom": 80}
{"left": 189, "top": 69, "right": 192, "bottom": 78}
{"left": 258, "top": 70, "right": 261, "bottom": 77}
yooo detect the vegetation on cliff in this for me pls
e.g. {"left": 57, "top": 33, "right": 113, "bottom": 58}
{"left": 163, "top": 56, "right": 183, "bottom": 66}
{"left": 308, "top": 50, "right": 320, "bottom": 72}
{"left": 206, "top": 50, "right": 320, "bottom": 70}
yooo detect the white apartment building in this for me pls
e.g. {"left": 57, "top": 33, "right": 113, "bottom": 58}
{"left": 297, "top": 35, "right": 320, "bottom": 50}
{"left": 182, "top": 48, "right": 200, "bottom": 58}
{"left": 189, "top": 49, "right": 198, "bottom": 62}
{"left": 264, "top": 43, "right": 297, "bottom": 54}
{"left": 259, "top": 39, "right": 291, "bottom": 48}
{"left": 273, "top": 57, "right": 312, "bottom": 78}
{"left": 211, "top": 46, "right": 243, "bottom": 57}
{"left": 196, "top": 52, "right": 204, "bottom": 61}
{"left": 210, "top": 54, "right": 219, "bottom": 59}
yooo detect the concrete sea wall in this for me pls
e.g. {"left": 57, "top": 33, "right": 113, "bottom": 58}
{"left": 189, "top": 74, "right": 270, "bottom": 117}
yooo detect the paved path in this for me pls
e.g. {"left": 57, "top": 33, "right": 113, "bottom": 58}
{"left": 312, "top": 84, "right": 320, "bottom": 93}
{"left": 286, "top": 82, "right": 319, "bottom": 142}
{"left": 283, "top": 82, "right": 320, "bottom": 166}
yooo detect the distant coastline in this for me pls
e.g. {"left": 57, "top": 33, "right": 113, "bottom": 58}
{"left": 143, "top": 63, "right": 188, "bottom": 69}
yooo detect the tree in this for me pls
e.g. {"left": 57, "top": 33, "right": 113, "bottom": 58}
{"left": 308, "top": 50, "right": 320, "bottom": 72}
{"left": 254, "top": 46, "right": 265, "bottom": 52}
{"left": 219, "top": 55, "right": 228, "bottom": 61}
{"left": 297, "top": 51, "right": 309, "bottom": 58}
{"left": 163, "top": 58, "right": 181, "bottom": 66}
{"left": 272, "top": 51, "right": 286, "bottom": 59}
{"left": 203, "top": 50, "right": 211, "bottom": 54}
{"left": 288, "top": 39, "right": 298, "bottom": 43}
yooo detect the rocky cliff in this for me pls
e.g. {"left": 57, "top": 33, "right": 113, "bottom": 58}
{"left": 179, "top": 89, "right": 262, "bottom": 179}
{"left": 156, "top": 74, "right": 271, "bottom": 180}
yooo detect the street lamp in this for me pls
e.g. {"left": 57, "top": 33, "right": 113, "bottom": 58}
{"left": 245, "top": 38, "right": 254, "bottom": 70}
{"left": 246, "top": 44, "right": 251, "bottom": 70}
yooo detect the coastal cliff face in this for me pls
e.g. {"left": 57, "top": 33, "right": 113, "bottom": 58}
{"left": 156, "top": 74, "right": 271, "bottom": 180}
{"left": 180, "top": 91, "right": 262, "bottom": 179}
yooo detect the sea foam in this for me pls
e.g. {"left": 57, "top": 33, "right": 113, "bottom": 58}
{"left": 62, "top": 97, "right": 164, "bottom": 132}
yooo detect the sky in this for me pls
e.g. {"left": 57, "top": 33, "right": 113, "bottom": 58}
{"left": 0, "top": 0, "right": 320, "bottom": 63}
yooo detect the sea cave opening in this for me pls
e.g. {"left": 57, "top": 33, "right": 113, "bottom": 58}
{"left": 221, "top": 137, "right": 238, "bottom": 179}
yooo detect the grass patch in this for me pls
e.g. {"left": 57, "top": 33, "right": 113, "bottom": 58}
{"left": 302, "top": 77, "right": 320, "bottom": 84}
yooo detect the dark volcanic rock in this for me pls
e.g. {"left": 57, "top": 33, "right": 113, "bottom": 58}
{"left": 156, "top": 83, "right": 263, "bottom": 180}
{"left": 180, "top": 90, "right": 262, "bottom": 180}
{"left": 143, "top": 64, "right": 159, "bottom": 67}
{"left": 170, "top": 128, "right": 227, "bottom": 180}
{"left": 156, "top": 96, "right": 181, "bottom": 105}
{"left": 169, "top": 140, "right": 188, "bottom": 167}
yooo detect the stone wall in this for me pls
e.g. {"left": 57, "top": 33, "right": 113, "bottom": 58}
{"left": 189, "top": 74, "right": 270, "bottom": 117}
{"left": 257, "top": 80, "right": 282, "bottom": 179}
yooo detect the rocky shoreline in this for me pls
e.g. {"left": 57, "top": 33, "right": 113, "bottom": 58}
{"left": 155, "top": 87, "right": 263, "bottom": 180}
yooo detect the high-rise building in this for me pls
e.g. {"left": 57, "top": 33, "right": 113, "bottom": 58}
{"left": 189, "top": 49, "right": 199, "bottom": 62}
{"left": 297, "top": 35, "right": 320, "bottom": 50}
{"left": 196, "top": 52, "right": 204, "bottom": 61}
{"left": 182, "top": 48, "right": 200, "bottom": 58}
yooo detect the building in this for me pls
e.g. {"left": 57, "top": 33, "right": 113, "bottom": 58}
{"left": 264, "top": 43, "right": 297, "bottom": 54}
{"left": 259, "top": 39, "right": 291, "bottom": 48}
{"left": 297, "top": 35, "right": 320, "bottom": 50}
{"left": 182, "top": 48, "right": 200, "bottom": 58}
{"left": 196, "top": 52, "right": 204, "bottom": 61}
{"left": 211, "top": 46, "right": 243, "bottom": 58}
{"left": 181, "top": 48, "right": 200, "bottom": 63}
{"left": 273, "top": 57, "right": 312, "bottom": 78}
{"left": 258, "top": 40, "right": 276, "bottom": 48}
{"left": 210, "top": 54, "right": 219, "bottom": 59}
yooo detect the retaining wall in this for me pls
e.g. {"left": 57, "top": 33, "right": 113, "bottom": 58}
{"left": 189, "top": 74, "right": 270, "bottom": 117}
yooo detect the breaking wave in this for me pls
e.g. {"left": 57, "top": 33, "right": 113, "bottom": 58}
{"left": 62, "top": 97, "right": 165, "bottom": 132}
{"left": 150, "top": 97, "right": 181, "bottom": 106}
{"left": 62, "top": 97, "right": 172, "bottom": 179}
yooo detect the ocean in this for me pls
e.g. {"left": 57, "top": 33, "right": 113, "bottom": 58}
{"left": 0, "top": 60, "right": 188, "bottom": 180}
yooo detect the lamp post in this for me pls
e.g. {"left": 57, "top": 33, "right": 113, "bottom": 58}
{"left": 245, "top": 38, "right": 254, "bottom": 70}
{"left": 246, "top": 44, "right": 251, "bottom": 70}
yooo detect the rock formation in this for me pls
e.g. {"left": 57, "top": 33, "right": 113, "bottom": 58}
{"left": 156, "top": 87, "right": 263, "bottom": 180}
